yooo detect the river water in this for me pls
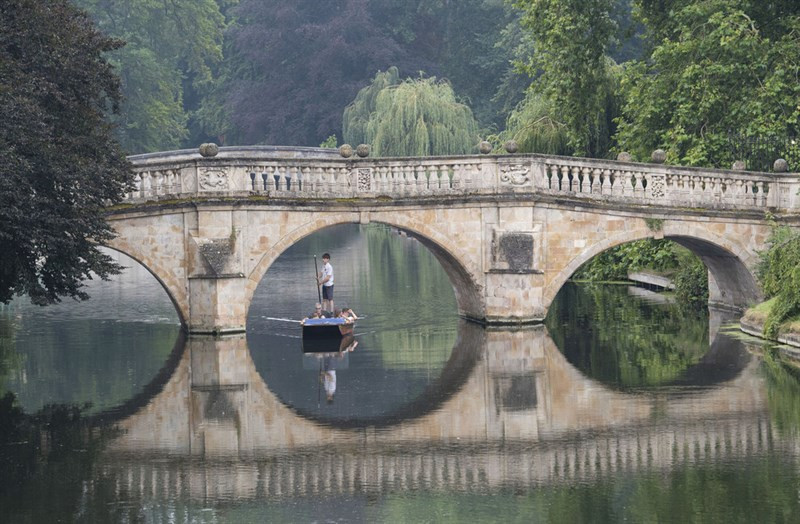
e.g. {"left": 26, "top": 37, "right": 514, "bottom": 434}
{"left": 1, "top": 224, "right": 798, "bottom": 523}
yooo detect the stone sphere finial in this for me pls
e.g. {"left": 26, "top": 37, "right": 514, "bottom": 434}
{"left": 774, "top": 158, "right": 789, "bottom": 173}
{"left": 339, "top": 144, "right": 353, "bottom": 158}
{"left": 503, "top": 140, "right": 518, "bottom": 154}
{"left": 731, "top": 160, "right": 746, "bottom": 171}
{"left": 617, "top": 151, "right": 633, "bottom": 162}
{"left": 199, "top": 143, "right": 219, "bottom": 157}
{"left": 356, "top": 144, "right": 370, "bottom": 157}
{"left": 479, "top": 140, "right": 492, "bottom": 154}
{"left": 651, "top": 148, "right": 666, "bottom": 164}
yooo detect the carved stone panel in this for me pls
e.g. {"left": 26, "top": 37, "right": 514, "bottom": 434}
{"left": 492, "top": 231, "right": 534, "bottom": 272}
{"left": 648, "top": 175, "right": 666, "bottom": 199}
{"left": 499, "top": 164, "right": 531, "bottom": 186}
{"left": 356, "top": 168, "right": 372, "bottom": 192}
{"left": 199, "top": 169, "right": 230, "bottom": 191}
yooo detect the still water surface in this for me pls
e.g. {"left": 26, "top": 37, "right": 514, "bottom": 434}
{"left": 1, "top": 224, "right": 799, "bottom": 522}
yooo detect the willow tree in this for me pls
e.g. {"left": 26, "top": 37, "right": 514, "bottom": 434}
{"left": 343, "top": 67, "right": 401, "bottom": 147}
{"left": 501, "top": 91, "right": 570, "bottom": 155}
{"left": 345, "top": 71, "right": 479, "bottom": 157}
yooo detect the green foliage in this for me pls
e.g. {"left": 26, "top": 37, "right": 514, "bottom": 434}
{"left": 762, "top": 348, "right": 800, "bottom": 437}
{"left": 74, "top": 0, "right": 228, "bottom": 153}
{"left": 644, "top": 218, "right": 663, "bottom": 232}
{"left": 0, "top": 0, "right": 133, "bottom": 305}
{"left": 546, "top": 283, "right": 709, "bottom": 387}
{"left": 514, "top": 0, "right": 620, "bottom": 157}
{"left": 616, "top": 0, "right": 800, "bottom": 167}
{"left": 496, "top": 91, "right": 570, "bottom": 155}
{"left": 756, "top": 225, "right": 800, "bottom": 338}
{"left": 319, "top": 135, "right": 338, "bottom": 149}
{"left": 673, "top": 250, "right": 709, "bottom": 307}
{"left": 343, "top": 67, "right": 401, "bottom": 147}
{"left": 574, "top": 239, "right": 679, "bottom": 281}
{"left": 345, "top": 71, "right": 480, "bottom": 157}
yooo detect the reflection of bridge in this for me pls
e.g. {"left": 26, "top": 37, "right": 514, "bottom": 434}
{"left": 106, "top": 147, "right": 800, "bottom": 333}
{"left": 95, "top": 326, "right": 783, "bottom": 503}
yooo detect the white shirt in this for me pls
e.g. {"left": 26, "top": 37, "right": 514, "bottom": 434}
{"left": 321, "top": 261, "right": 334, "bottom": 286}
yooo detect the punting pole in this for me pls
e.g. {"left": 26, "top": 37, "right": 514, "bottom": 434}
{"left": 314, "top": 255, "right": 322, "bottom": 303}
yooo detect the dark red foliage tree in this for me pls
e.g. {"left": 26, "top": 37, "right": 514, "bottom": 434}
{"left": 227, "top": 0, "right": 432, "bottom": 146}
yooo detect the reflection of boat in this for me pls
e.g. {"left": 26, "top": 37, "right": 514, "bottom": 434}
{"left": 301, "top": 318, "right": 356, "bottom": 353}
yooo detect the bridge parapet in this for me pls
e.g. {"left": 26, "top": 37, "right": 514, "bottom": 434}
{"left": 126, "top": 147, "right": 799, "bottom": 211}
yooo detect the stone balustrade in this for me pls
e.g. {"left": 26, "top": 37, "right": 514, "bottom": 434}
{"left": 125, "top": 147, "right": 800, "bottom": 211}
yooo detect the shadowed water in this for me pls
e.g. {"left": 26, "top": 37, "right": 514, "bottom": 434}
{"left": 0, "top": 224, "right": 798, "bottom": 523}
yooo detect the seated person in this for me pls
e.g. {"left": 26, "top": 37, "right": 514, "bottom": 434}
{"left": 302, "top": 303, "right": 323, "bottom": 322}
{"left": 340, "top": 307, "right": 358, "bottom": 321}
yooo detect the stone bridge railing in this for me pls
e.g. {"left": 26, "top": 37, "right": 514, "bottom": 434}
{"left": 125, "top": 146, "right": 800, "bottom": 211}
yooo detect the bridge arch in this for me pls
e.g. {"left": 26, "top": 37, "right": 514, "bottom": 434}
{"left": 543, "top": 224, "right": 762, "bottom": 312}
{"left": 243, "top": 213, "right": 485, "bottom": 321}
{"left": 102, "top": 241, "right": 188, "bottom": 326}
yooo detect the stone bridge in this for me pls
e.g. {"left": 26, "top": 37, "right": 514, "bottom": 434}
{"left": 95, "top": 325, "right": 783, "bottom": 503}
{"left": 107, "top": 146, "right": 800, "bottom": 333}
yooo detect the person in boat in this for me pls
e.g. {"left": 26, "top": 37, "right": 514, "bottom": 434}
{"left": 301, "top": 303, "right": 323, "bottom": 323}
{"left": 341, "top": 307, "right": 358, "bottom": 321}
{"left": 334, "top": 308, "right": 355, "bottom": 335}
{"left": 317, "top": 253, "right": 334, "bottom": 313}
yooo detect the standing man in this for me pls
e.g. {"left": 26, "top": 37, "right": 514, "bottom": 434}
{"left": 317, "top": 253, "right": 334, "bottom": 313}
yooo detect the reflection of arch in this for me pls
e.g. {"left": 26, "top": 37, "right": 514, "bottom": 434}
{"left": 261, "top": 320, "right": 485, "bottom": 429}
{"left": 101, "top": 244, "right": 187, "bottom": 326}
{"left": 544, "top": 225, "right": 761, "bottom": 311}
{"left": 546, "top": 288, "right": 752, "bottom": 391}
{"left": 245, "top": 215, "right": 484, "bottom": 321}
{"left": 89, "top": 330, "right": 187, "bottom": 424}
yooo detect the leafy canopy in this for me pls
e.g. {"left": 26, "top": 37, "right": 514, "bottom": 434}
{"left": 0, "top": 0, "right": 133, "bottom": 305}
{"left": 344, "top": 70, "right": 480, "bottom": 157}
{"left": 513, "top": 0, "right": 620, "bottom": 157}
{"left": 74, "top": 0, "right": 228, "bottom": 153}
{"left": 616, "top": 0, "right": 800, "bottom": 166}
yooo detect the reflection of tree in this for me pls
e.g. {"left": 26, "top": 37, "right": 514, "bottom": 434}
{"left": 545, "top": 283, "right": 709, "bottom": 388}
{"left": 369, "top": 457, "right": 800, "bottom": 522}
{"left": 0, "top": 393, "right": 118, "bottom": 521}
{"left": 0, "top": 314, "right": 23, "bottom": 392}
{"left": 762, "top": 348, "right": 800, "bottom": 438}
{"left": 358, "top": 224, "right": 457, "bottom": 370}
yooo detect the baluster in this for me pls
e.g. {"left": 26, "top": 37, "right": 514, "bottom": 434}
{"left": 249, "top": 172, "right": 256, "bottom": 191}
{"left": 299, "top": 166, "right": 309, "bottom": 193}
{"left": 403, "top": 165, "right": 414, "bottom": 194}
{"left": 570, "top": 165, "right": 581, "bottom": 192}
{"left": 756, "top": 181, "right": 765, "bottom": 206}
{"left": 451, "top": 164, "right": 461, "bottom": 189}
{"left": 133, "top": 172, "right": 143, "bottom": 199}
{"left": 558, "top": 165, "right": 568, "bottom": 192}
{"left": 271, "top": 166, "right": 281, "bottom": 191}
{"left": 734, "top": 179, "right": 744, "bottom": 205}
{"left": 599, "top": 168, "right": 609, "bottom": 195}
{"left": 339, "top": 167, "right": 350, "bottom": 193}
{"left": 415, "top": 165, "right": 426, "bottom": 193}
{"left": 141, "top": 172, "right": 152, "bottom": 197}
{"left": 591, "top": 168, "right": 602, "bottom": 194}
{"left": 547, "top": 164, "right": 557, "bottom": 190}
{"left": 152, "top": 171, "right": 162, "bottom": 196}
{"left": 633, "top": 172, "right": 644, "bottom": 199}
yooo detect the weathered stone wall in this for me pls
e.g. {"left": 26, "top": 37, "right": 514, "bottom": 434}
{"left": 107, "top": 198, "right": 774, "bottom": 332}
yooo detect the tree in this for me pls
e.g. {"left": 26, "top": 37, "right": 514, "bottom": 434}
{"left": 616, "top": 0, "right": 800, "bottom": 166}
{"left": 74, "top": 0, "right": 228, "bottom": 153}
{"left": 225, "top": 0, "right": 428, "bottom": 146}
{"left": 343, "top": 70, "right": 480, "bottom": 156}
{"left": 513, "top": 0, "right": 619, "bottom": 157}
{"left": 0, "top": 0, "right": 133, "bottom": 305}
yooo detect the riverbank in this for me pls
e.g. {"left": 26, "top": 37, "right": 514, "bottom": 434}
{"left": 740, "top": 299, "right": 800, "bottom": 359}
